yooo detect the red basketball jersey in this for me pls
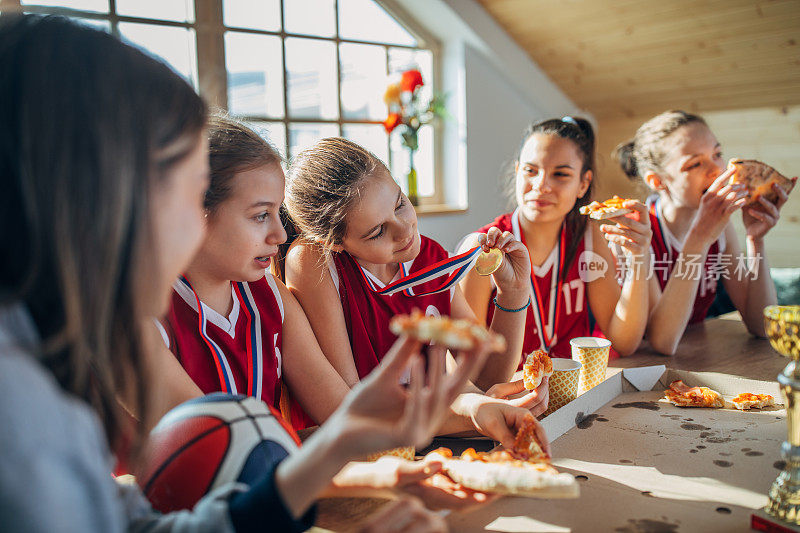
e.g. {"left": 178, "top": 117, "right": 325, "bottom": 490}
{"left": 478, "top": 210, "right": 591, "bottom": 363}
{"left": 331, "top": 234, "right": 453, "bottom": 379}
{"left": 162, "top": 273, "right": 313, "bottom": 430}
{"left": 647, "top": 195, "right": 725, "bottom": 325}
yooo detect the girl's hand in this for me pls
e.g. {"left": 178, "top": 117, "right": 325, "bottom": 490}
{"left": 358, "top": 498, "right": 448, "bottom": 533}
{"left": 599, "top": 200, "right": 652, "bottom": 258}
{"left": 328, "top": 336, "right": 492, "bottom": 460}
{"left": 688, "top": 168, "right": 749, "bottom": 248}
{"left": 486, "top": 376, "right": 549, "bottom": 418}
{"left": 457, "top": 393, "right": 551, "bottom": 454}
{"left": 479, "top": 227, "right": 531, "bottom": 297}
{"left": 743, "top": 178, "right": 796, "bottom": 241}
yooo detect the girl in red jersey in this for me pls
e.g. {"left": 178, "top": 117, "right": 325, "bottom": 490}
{"left": 615, "top": 110, "right": 795, "bottom": 355}
{"left": 461, "top": 117, "right": 652, "bottom": 362}
{"left": 283, "top": 137, "right": 542, "bottom": 398}
{"left": 159, "top": 116, "right": 350, "bottom": 430}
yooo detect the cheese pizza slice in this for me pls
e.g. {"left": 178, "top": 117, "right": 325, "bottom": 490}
{"left": 731, "top": 393, "right": 775, "bottom": 410}
{"left": 523, "top": 349, "right": 553, "bottom": 391}
{"left": 389, "top": 309, "right": 507, "bottom": 353}
{"left": 727, "top": 158, "right": 794, "bottom": 206}
{"left": 578, "top": 195, "right": 634, "bottom": 220}
{"left": 664, "top": 380, "right": 724, "bottom": 408}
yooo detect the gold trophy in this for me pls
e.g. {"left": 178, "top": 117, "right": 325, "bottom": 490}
{"left": 764, "top": 305, "right": 800, "bottom": 523}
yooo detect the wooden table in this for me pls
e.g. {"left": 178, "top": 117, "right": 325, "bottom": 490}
{"left": 316, "top": 314, "right": 788, "bottom": 532}
{"left": 612, "top": 312, "right": 785, "bottom": 382}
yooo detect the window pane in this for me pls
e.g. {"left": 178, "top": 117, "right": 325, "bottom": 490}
{"left": 338, "top": 0, "right": 416, "bottom": 46}
{"left": 119, "top": 23, "right": 197, "bottom": 86}
{"left": 285, "top": 38, "right": 338, "bottom": 120}
{"left": 246, "top": 122, "right": 287, "bottom": 160}
{"left": 343, "top": 124, "right": 388, "bottom": 167}
{"left": 390, "top": 124, "right": 434, "bottom": 197}
{"left": 340, "top": 43, "right": 386, "bottom": 121}
{"left": 284, "top": 0, "right": 335, "bottom": 37}
{"left": 116, "top": 0, "right": 194, "bottom": 22}
{"left": 388, "top": 47, "right": 433, "bottom": 103}
{"left": 21, "top": 0, "right": 108, "bottom": 13}
{"left": 223, "top": 0, "right": 280, "bottom": 32}
{"left": 225, "top": 32, "right": 284, "bottom": 118}
{"left": 288, "top": 123, "right": 338, "bottom": 161}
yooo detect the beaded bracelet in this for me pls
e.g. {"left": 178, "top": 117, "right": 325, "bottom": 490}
{"left": 492, "top": 296, "right": 532, "bottom": 313}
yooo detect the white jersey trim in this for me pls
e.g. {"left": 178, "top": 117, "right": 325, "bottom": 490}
{"left": 153, "top": 318, "right": 170, "bottom": 349}
{"left": 172, "top": 279, "right": 240, "bottom": 339}
{"left": 264, "top": 273, "right": 285, "bottom": 324}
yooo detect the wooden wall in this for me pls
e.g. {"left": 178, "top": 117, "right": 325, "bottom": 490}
{"left": 595, "top": 105, "right": 800, "bottom": 267}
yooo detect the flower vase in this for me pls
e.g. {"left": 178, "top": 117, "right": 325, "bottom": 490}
{"left": 406, "top": 148, "right": 419, "bottom": 206}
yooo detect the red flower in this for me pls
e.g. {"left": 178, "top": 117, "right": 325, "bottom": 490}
{"left": 400, "top": 69, "right": 423, "bottom": 93}
{"left": 383, "top": 112, "right": 401, "bottom": 133}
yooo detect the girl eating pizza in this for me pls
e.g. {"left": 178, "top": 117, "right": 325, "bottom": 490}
{"left": 616, "top": 110, "right": 795, "bottom": 355}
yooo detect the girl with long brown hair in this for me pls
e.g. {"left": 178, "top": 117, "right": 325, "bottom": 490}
{"left": 460, "top": 118, "right": 651, "bottom": 365}
{"left": 0, "top": 14, "right": 496, "bottom": 531}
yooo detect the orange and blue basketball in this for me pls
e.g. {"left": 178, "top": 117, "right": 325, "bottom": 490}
{"left": 137, "top": 394, "right": 300, "bottom": 513}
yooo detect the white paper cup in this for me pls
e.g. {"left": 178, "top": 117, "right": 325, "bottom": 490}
{"left": 543, "top": 358, "right": 582, "bottom": 417}
{"left": 570, "top": 337, "right": 612, "bottom": 394}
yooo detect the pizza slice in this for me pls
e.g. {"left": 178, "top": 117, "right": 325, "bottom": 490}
{"left": 727, "top": 158, "right": 794, "bottom": 206}
{"left": 578, "top": 195, "right": 634, "bottom": 220}
{"left": 423, "top": 447, "right": 578, "bottom": 498}
{"left": 511, "top": 416, "right": 549, "bottom": 461}
{"left": 732, "top": 393, "right": 775, "bottom": 410}
{"left": 663, "top": 380, "right": 724, "bottom": 408}
{"left": 389, "top": 309, "right": 507, "bottom": 353}
{"left": 523, "top": 349, "right": 553, "bottom": 391}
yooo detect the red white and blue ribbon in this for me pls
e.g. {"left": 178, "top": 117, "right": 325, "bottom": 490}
{"left": 650, "top": 196, "right": 672, "bottom": 264}
{"left": 355, "top": 245, "right": 484, "bottom": 297}
{"left": 179, "top": 276, "right": 262, "bottom": 398}
{"left": 512, "top": 209, "right": 565, "bottom": 353}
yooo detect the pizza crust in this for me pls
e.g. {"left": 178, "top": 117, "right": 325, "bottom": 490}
{"left": 389, "top": 310, "right": 507, "bottom": 353}
{"left": 727, "top": 158, "right": 794, "bottom": 206}
{"left": 424, "top": 450, "right": 578, "bottom": 498}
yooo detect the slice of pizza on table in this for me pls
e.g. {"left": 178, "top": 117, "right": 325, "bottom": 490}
{"left": 727, "top": 158, "right": 795, "bottom": 207}
{"left": 732, "top": 392, "right": 775, "bottom": 410}
{"left": 663, "top": 380, "right": 725, "bottom": 408}
{"left": 579, "top": 195, "right": 634, "bottom": 220}
{"left": 423, "top": 418, "right": 578, "bottom": 498}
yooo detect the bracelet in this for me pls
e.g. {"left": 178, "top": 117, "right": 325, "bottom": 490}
{"left": 492, "top": 296, "right": 532, "bottom": 313}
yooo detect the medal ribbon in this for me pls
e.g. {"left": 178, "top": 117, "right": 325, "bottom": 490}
{"left": 179, "top": 276, "right": 262, "bottom": 397}
{"left": 355, "top": 245, "right": 484, "bottom": 297}
{"left": 518, "top": 222, "right": 566, "bottom": 353}
{"left": 650, "top": 196, "right": 672, "bottom": 265}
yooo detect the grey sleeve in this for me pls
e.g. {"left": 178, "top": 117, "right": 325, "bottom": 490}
{"left": 0, "top": 344, "right": 242, "bottom": 533}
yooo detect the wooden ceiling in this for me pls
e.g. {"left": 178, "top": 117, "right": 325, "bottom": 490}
{"left": 476, "top": 0, "right": 800, "bottom": 119}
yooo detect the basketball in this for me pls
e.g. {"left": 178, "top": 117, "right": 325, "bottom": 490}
{"left": 137, "top": 393, "right": 300, "bottom": 513}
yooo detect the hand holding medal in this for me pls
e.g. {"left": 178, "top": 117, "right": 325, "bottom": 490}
{"left": 475, "top": 227, "right": 531, "bottom": 296}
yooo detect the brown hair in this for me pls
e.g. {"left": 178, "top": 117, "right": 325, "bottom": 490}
{"left": 511, "top": 117, "right": 596, "bottom": 279}
{"left": 284, "top": 137, "right": 388, "bottom": 251}
{"left": 206, "top": 115, "right": 282, "bottom": 213}
{"left": 0, "top": 15, "right": 207, "bottom": 448}
{"left": 615, "top": 110, "right": 707, "bottom": 182}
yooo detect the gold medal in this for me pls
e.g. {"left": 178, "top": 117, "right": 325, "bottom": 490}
{"left": 474, "top": 247, "right": 503, "bottom": 276}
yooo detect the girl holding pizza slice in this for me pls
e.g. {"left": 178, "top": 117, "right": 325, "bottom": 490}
{"left": 616, "top": 110, "right": 795, "bottom": 355}
{"left": 461, "top": 117, "right": 652, "bottom": 363}
{"left": 283, "top": 137, "right": 548, "bottom": 404}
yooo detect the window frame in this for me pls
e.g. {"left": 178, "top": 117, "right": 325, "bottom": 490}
{"left": 2, "top": 0, "right": 445, "bottom": 206}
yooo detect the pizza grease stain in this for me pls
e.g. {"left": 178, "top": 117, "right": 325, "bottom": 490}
{"left": 696, "top": 445, "right": 706, "bottom": 449}
{"left": 732, "top": 429, "right": 746, "bottom": 433}
{"left": 713, "top": 460, "right": 733, "bottom": 467}
{"left": 775, "top": 461, "right": 787, "bottom": 470}
{"left": 680, "top": 423, "right": 710, "bottom": 431}
{"left": 575, "top": 475, "right": 589, "bottom": 481}
{"left": 689, "top": 449, "right": 698, "bottom": 453}
{"left": 614, "top": 518, "right": 679, "bottom": 533}
{"left": 575, "top": 412, "right": 608, "bottom": 429}
{"left": 698, "top": 431, "right": 733, "bottom": 443}
{"left": 741, "top": 448, "right": 751, "bottom": 452}
{"left": 719, "top": 452, "right": 732, "bottom": 457}
{"left": 619, "top": 459, "right": 633, "bottom": 463}
{"left": 716, "top": 507, "right": 732, "bottom": 514}
{"left": 746, "top": 451, "right": 764, "bottom": 457}
{"left": 613, "top": 401, "right": 661, "bottom": 411}
{"left": 641, "top": 491, "right": 653, "bottom": 497}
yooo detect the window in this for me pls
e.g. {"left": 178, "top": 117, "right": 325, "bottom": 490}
{"left": 4, "top": 0, "right": 443, "bottom": 205}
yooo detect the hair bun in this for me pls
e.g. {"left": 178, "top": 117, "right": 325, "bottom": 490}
{"left": 614, "top": 140, "right": 638, "bottom": 180}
